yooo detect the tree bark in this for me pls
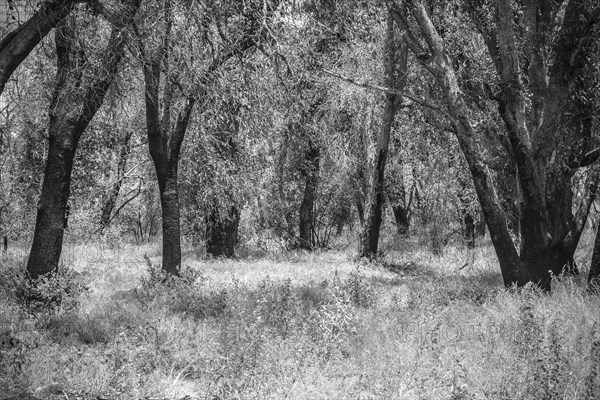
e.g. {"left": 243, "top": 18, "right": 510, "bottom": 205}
{"left": 463, "top": 212, "right": 476, "bottom": 249}
{"left": 392, "top": 204, "right": 410, "bottom": 235}
{"left": 26, "top": 1, "right": 140, "bottom": 279}
{"left": 160, "top": 176, "right": 182, "bottom": 271}
{"left": 299, "top": 139, "right": 320, "bottom": 250}
{"left": 0, "top": 203, "right": 5, "bottom": 255}
{"left": 388, "top": 182, "right": 410, "bottom": 235}
{"left": 359, "top": 14, "right": 408, "bottom": 259}
{"left": 99, "top": 130, "right": 133, "bottom": 231}
{"left": 206, "top": 206, "right": 240, "bottom": 257}
{"left": 589, "top": 219, "right": 600, "bottom": 290}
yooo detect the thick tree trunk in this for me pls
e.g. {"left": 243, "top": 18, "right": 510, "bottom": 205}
{"left": 206, "top": 206, "right": 240, "bottom": 258}
{"left": 99, "top": 130, "right": 133, "bottom": 231}
{"left": 299, "top": 140, "right": 320, "bottom": 250}
{"left": 392, "top": 204, "right": 410, "bottom": 235}
{"left": 26, "top": 2, "right": 139, "bottom": 279}
{"left": 143, "top": 85, "right": 194, "bottom": 275}
{"left": 359, "top": 15, "right": 407, "bottom": 259}
{"left": 27, "top": 124, "right": 79, "bottom": 278}
{"left": 391, "top": 0, "right": 599, "bottom": 291}
{"left": 0, "top": 0, "right": 78, "bottom": 95}
{"left": 159, "top": 176, "right": 181, "bottom": 273}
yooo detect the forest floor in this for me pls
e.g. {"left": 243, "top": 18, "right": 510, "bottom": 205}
{"left": 1, "top": 235, "right": 600, "bottom": 400}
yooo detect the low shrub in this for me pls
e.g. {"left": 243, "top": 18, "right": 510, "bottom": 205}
{"left": 135, "top": 255, "right": 228, "bottom": 320}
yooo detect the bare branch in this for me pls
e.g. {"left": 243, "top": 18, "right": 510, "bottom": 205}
{"left": 321, "top": 68, "right": 455, "bottom": 122}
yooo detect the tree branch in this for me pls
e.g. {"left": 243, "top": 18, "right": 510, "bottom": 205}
{"left": 321, "top": 68, "right": 455, "bottom": 122}
{"left": 568, "top": 147, "right": 600, "bottom": 169}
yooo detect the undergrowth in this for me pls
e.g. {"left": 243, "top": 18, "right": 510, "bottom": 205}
{"left": 1, "top": 250, "right": 600, "bottom": 399}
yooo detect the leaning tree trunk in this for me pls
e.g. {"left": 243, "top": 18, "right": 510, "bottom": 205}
{"left": 0, "top": 0, "right": 79, "bottom": 96}
{"left": 99, "top": 130, "right": 133, "bottom": 231}
{"left": 390, "top": 1, "right": 529, "bottom": 287}
{"left": 27, "top": 1, "right": 140, "bottom": 279}
{"left": 359, "top": 15, "right": 407, "bottom": 259}
{"left": 299, "top": 139, "right": 320, "bottom": 250}
{"left": 27, "top": 119, "right": 79, "bottom": 277}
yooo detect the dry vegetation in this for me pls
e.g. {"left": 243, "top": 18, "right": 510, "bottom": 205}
{"left": 1, "top": 235, "right": 600, "bottom": 400}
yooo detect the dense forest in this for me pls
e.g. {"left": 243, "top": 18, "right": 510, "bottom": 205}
{"left": 2, "top": 1, "right": 600, "bottom": 399}
{"left": 3, "top": 0, "right": 600, "bottom": 289}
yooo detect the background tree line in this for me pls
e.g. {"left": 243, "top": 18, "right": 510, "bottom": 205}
{"left": 1, "top": 0, "right": 600, "bottom": 292}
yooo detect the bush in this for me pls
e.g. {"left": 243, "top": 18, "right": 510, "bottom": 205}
{"left": 135, "top": 255, "right": 228, "bottom": 319}
{"left": 0, "top": 262, "right": 88, "bottom": 316}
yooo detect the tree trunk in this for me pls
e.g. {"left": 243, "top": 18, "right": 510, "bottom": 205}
{"left": 26, "top": 2, "right": 139, "bottom": 279}
{"left": 99, "top": 130, "right": 133, "bottom": 231}
{"left": 27, "top": 123, "right": 78, "bottom": 278}
{"left": 206, "top": 206, "right": 240, "bottom": 258}
{"left": 390, "top": 1, "right": 529, "bottom": 287}
{"left": 143, "top": 52, "right": 194, "bottom": 275}
{"left": 359, "top": 14, "right": 407, "bottom": 259}
{"left": 299, "top": 139, "right": 320, "bottom": 250}
{"left": 589, "top": 219, "right": 600, "bottom": 290}
{"left": 1, "top": 203, "right": 6, "bottom": 254}
{"left": 160, "top": 176, "right": 182, "bottom": 272}
{"left": 355, "top": 194, "right": 365, "bottom": 227}
{"left": 394, "top": 206, "right": 410, "bottom": 235}
{"left": 476, "top": 210, "right": 486, "bottom": 237}
{"left": 0, "top": 204, "right": 6, "bottom": 255}
{"left": 388, "top": 184, "right": 410, "bottom": 235}
{"left": 0, "top": 0, "right": 78, "bottom": 95}
{"left": 463, "top": 212, "right": 476, "bottom": 249}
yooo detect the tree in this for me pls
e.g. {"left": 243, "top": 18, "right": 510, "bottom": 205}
{"left": 0, "top": 0, "right": 89, "bottom": 96}
{"left": 359, "top": 12, "right": 408, "bottom": 258}
{"left": 205, "top": 97, "right": 243, "bottom": 258}
{"left": 388, "top": 0, "right": 600, "bottom": 290}
{"left": 26, "top": 0, "right": 141, "bottom": 279}
{"left": 137, "top": 0, "right": 281, "bottom": 273}
{"left": 99, "top": 130, "right": 134, "bottom": 232}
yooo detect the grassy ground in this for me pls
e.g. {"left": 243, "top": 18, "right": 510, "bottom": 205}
{"left": 1, "top": 236, "right": 600, "bottom": 400}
